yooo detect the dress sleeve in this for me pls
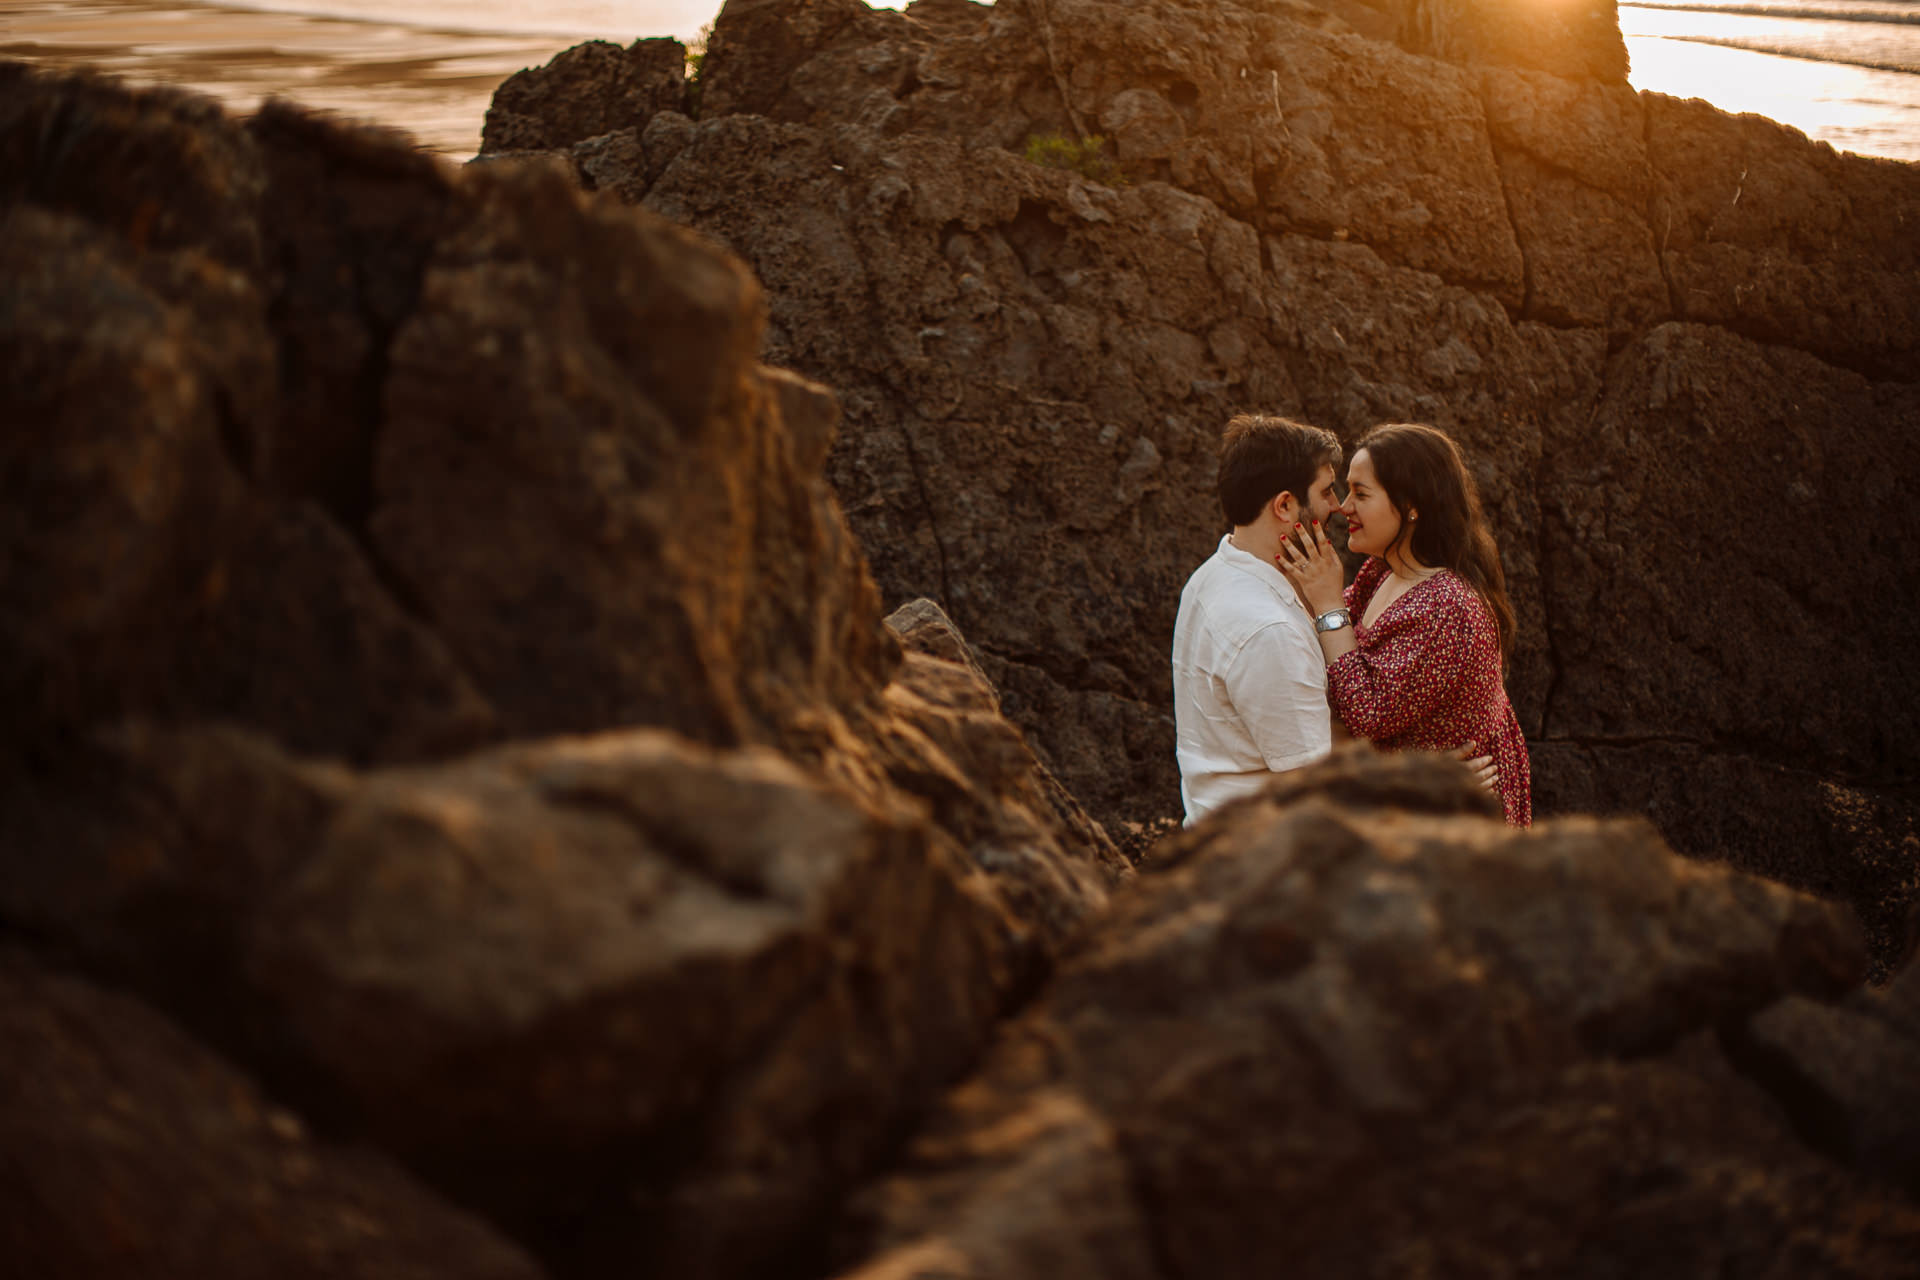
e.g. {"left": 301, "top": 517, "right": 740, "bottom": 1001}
{"left": 1326, "top": 590, "right": 1476, "bottom": 742}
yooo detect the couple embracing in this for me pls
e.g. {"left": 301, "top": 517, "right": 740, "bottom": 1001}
{"left": 1172, "top": 414, "right": 1531, "bottom": 827}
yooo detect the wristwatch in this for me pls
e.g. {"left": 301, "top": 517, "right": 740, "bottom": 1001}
{"left": 1314, "top": 607, "right": 1353, "bottom": 634}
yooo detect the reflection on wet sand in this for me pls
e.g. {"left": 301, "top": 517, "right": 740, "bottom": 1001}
{"left": 1, "top": 0, "right": 591, "bottom": 157}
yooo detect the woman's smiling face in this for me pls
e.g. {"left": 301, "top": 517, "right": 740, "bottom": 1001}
{"left": 1340, "top": 449, "right": 1404, "bottom": 559}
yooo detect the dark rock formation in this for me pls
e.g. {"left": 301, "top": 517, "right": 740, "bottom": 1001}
{"left": 1645, "top": 93, "right": 1920, "bottom": 381}
{"left": 1731, "top": 993, "right": 1920, "bottom": 1194}
{"left": 484, "top": 0, "right": 1920, "bottom": 967}
{"left": 8, "top": 2, "right": 1920, "bottom": 1274}
{"left": 836, "top": 752, "right": 1920, "bottom": 1279}
{"left": 2, "top": 61, "right": 1121, "bottom": 1280}
{"left": 0, "top": 74, "right": 491, "bottom": 763}
{"left": 0, "top": 949, "right": 549, "bottom": 1280}
{"left": 35, "top": 722, "right": 1017, "bottom": 1278}
{"left": 481, "top": 39, "right": 687, "bottom": 154}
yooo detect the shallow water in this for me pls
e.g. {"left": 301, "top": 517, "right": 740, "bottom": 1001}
{"left": 1622, "top": 0, "right": 1920, "bottom": 159}
{"left": 3, "top": 0, "right": 1916, "bottom": 162}
{"left": 0, "top": 0, "right": 598, "bottom": 154}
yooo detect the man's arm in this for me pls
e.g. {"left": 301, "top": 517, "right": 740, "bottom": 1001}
{"left": 1220, "top": 622, "right": 1333, "bottom": 773}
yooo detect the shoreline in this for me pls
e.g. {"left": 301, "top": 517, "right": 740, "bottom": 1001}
{"left": 0, "top": 0, "right": 596, "bottom": 156}
{"left": 4, "top": 0, "right": 1917, "bottom": 162}
{"left": 1626, "top": 30, "right": 1920, "bottom": 160}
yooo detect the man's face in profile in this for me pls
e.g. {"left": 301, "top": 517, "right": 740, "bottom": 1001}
{"left": 1304, "top": 463, "right": 1342, "bottom": 526}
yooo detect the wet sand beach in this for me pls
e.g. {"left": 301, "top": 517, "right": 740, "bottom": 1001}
{"left": 0, "top": 0, "right": 610, "bottom": 157}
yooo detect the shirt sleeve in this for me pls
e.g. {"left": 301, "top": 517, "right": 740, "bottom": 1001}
{"left": 1326, "top": 593, "right": 1476, "bottom": 742}
{"left": 1220, "top": 621, "right": 1333, "bottom": 773}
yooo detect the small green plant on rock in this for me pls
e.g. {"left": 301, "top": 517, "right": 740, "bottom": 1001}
{"left": 1022, "top": 132, "right": 1127, "bottom": 186}
{"left": 684, "top": 21, "right": 713, "bottom": 115}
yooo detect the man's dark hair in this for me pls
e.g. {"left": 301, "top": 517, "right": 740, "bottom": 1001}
{"left": 1217, "top": 414, "right": 1342, "bottom": 527}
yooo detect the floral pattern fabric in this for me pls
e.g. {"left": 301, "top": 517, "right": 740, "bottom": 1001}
{"left": 1327, "top": 557, "right": 1532, "bottom": 826}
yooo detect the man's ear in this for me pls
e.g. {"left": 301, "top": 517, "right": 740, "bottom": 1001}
{"left": 1270, "top": 491, "right": 1296, "bottom": 523}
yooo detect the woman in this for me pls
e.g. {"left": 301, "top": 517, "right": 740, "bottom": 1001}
{"left": 1278, "top": 423, "right": 1531, "bottom": 825}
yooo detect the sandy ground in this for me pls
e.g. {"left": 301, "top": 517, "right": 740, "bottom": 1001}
{"left": 0, "top": 0, "right": 598, "bottom": 157}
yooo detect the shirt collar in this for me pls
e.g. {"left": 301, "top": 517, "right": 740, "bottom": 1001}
{"left": 1216, "top": 533, "right": 1308, "bottom": 610}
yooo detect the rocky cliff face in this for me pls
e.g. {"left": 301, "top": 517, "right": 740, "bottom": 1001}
{"left": 480, "top": 0, "right": 1920, "bottom": 968}
{"left": 6, "top": 9, "right": 1920, "bottom": 1278}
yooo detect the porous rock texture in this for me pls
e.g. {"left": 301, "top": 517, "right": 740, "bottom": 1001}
{"left": 8, "top": 20, "right": 1920, "bottom": 1280}
{"left": 835, "top": 753, "right": 1920, "bottom": 1280}
{"left": 484, "top": 0, "right": 1920, "bottom": 967}
{"left": 480, "top": 38, "right": 688, "bottom": 156}
{"left": 0, "top": 949, "right": 550, "bottom": 1280}
{"left": 1, "top": 61, "right": 1121, "bottom": 1279}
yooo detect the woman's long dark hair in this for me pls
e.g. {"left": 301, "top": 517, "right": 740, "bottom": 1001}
{"left": 1357, "top": 423, "right": 1516, "bottom": 661}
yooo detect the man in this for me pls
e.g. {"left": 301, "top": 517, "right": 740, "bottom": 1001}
{"left": 1172, "top": 413, "right": 1346, "bottom": 825}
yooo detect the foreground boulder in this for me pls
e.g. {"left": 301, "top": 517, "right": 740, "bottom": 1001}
{"left": 0, "top": 60, "right": 1120, "bottom": 898}
{"left": 1, "top": 61, "right": 1121, "bottom": 1280}
{"left": 487, "top": 0, "right": 1920, "bottom": 968}
{"left": 1, "top": 723, "right": 1019, "bottom": 1276}
{"left": 0, "top": 950, "right": 548, "bottom": 1280}
{"left": 837, "top": 752, "right": 1920, "bottom": 1278}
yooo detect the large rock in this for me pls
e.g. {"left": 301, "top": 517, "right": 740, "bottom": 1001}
{"left": 1, "top": 61, "right": 1124, "bottom": 1280}
{"left": 0, "top": 712, "right": 1078, "bottom": 1277}
{"left": 0, "top": 76, "right": 494, "bottom": 764}
{"left": 697, "top": 0, "right": 1530, "bottom": 300}
{"left": 225, "top": 725, "right": 1016, "bottom": 1277}
{"left": 633, "top": 109, "right": 1593, "bottom": 825}
{"left": 8, "top": 27, "right": 1920, "bottom": 1280}
{"left": 836, "top": 753, "right": 1920, "bottom": 1278}
{"left": 1, "top": 654, "right": 1118, "bottom": 1276}
{"left": 484, "top": 0, "right": 1920, "bottom": 966}
{"left": 1730, "top": 992, "right": 1920, "bottom": 1194}
{"left": 0, "top": 950, "right": 548, "bottom": 1280}
{"left": 1646, "top": 93, "right": 1920, "bottom": 382}
{"left": 1478, "top": 68, "right": 1668, "bottom": 331}
{"left": 480, "top": 38, "right": 687, "bottom": 154}
{"left": 1534, "top": 742, "right": 1920, "bottom": 976}
{"left": 1535, "top": 322, "right": 1920, "bottom": 967}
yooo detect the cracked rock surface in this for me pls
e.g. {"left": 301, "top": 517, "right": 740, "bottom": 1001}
{"left": 486, "top": 0, "right": 1920, "bottom": 968}
{"left": 836, "top": 753, "right": 1920, "bottom": 1280}
{"left": 0, "top": 949, "right": 550, "bottom": 1280}
{"left": 5, "top": 31, "right": 1920, "bottom": 1280}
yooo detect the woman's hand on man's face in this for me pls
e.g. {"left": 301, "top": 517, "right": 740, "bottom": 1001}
{"left": 1276, "top": 520, "right": 1344, "bottom": 614}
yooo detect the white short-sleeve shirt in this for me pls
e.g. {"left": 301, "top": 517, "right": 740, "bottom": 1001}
{"left": 1172, "top": 534, "right": 1333, "bottom": 825}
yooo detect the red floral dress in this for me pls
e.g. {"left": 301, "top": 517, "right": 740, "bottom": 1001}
{"left": 1327, "top": 558, "right": 1531, "bottom": 826}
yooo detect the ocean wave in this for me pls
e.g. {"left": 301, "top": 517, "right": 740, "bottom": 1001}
{"left": 1622, "top": 1, "right": 1920, "bottom": 26}
{"left": 1659, "top": 33, "right": 1920, "bottom": 73}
